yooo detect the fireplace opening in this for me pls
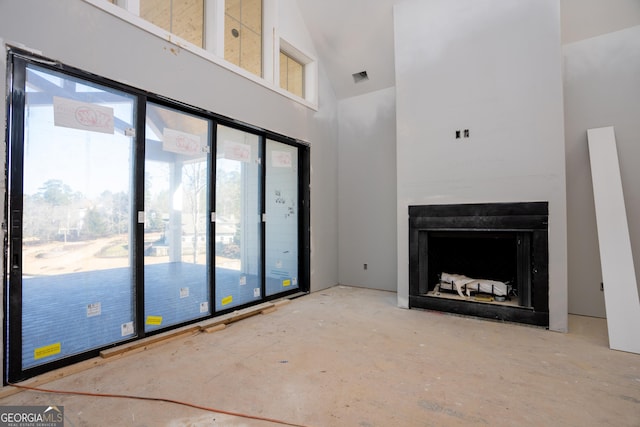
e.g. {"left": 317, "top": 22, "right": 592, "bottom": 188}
{"left": 426, "top": 230, "right": 532, "bottom": 307}
{"left": 409, "top": 202, "right": 549, "bottom": 326}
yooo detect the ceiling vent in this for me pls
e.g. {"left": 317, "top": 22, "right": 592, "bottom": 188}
{"left": 352, "top": 70, "right": 369, "bottom": 83}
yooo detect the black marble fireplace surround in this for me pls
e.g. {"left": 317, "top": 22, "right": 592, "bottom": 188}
{"left": 409, "top": 202, "right": 549, "bottom": 326}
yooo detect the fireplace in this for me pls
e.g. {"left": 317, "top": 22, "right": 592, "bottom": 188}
{"left": 409, "top": 202, "right": 549, "bottom": 326}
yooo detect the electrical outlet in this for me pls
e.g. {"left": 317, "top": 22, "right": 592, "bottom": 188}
{"left": 455, "top": 130, "right": 461, "bottom": 139}
{"left": 464, "top": 129, "right": 470, "bottom": 138}
{"left": 364, "top": 263, "right": 368, "bottom": 270}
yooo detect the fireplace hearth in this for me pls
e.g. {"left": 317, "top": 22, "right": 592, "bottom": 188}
{"left": 409, "top": 202, "right": 549, "bottom": 326}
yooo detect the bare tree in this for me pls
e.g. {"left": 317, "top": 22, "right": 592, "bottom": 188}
{"left": 182, "top": 159, "right": 207, "bottom": 263}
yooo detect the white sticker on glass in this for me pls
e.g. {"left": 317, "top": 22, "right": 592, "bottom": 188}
{"left": 222, "top": 140, "right": 251, "bottom": 162}
{"left": 87, "top": 302, "right": 101, "bottom": 317}
{"left": 53, "top": 96, "right": 115, "bottom": 134}
{"left": 121, "top": 321, "right": 134, "bottom": 336}
{"left": 272, "top": 150, "right": 292, "bottom": 168}
{"left": 163, "top": 128, "right": 205, "bottom": 155}
{"left": 200, "top": 302, "right": 209, "bottom": 313}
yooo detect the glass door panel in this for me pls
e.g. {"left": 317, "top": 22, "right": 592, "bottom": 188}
{"left": 144, "top": 103, "right": 212, "bottom": 331}
{"left": 18, "top": 65, "right": 136, "bottom": 369}
{"left": 265, "top": 140, "right": 299, "bottom": 296}
{"left": 215, "top": 125, "right": 262, "bottom": 310}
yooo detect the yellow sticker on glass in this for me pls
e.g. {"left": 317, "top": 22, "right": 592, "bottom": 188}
{"left": 34, "top": 342, "right": 61, "bottom": 360}
{"left": 283, "top": 279, "right": 291, "bottom": 287}
{"left": 146, "top": 315, "right": 163, "bottom": 326}
{"left": 221, "top": 295, "right": 233, "bottom": 306}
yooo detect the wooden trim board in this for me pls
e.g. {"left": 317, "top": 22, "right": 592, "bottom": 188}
{"left": 100, "top": 325, "right": 201, "bottom": 358}
{"left": 587, "top": 126, "right": 640, "bottom": 354}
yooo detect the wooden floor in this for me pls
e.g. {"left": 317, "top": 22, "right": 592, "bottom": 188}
{"left": 2, "top": 285, "right": 639, "bottom": 426}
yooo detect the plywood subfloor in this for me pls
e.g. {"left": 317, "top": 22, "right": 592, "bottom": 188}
{"left": 1, "top": 285, "right": 639, "bottom": 426}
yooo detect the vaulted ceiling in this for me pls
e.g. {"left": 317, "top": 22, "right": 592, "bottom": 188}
{"left": 296, "top": 0, "right": 402, "bottom": 100}
{"left": 136, "top": 0, "right": 402, "bottom": 101}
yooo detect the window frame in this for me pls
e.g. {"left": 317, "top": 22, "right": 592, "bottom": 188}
{"left": 278, "top": 41, "right": 307, "bottom": 99}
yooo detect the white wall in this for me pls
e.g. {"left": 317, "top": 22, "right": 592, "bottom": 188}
{"left": 0, "top": 0, "right": 339, "bottom": 298}
{"left": 309, "top": 62, "right": 340, "bottom": 293}
{"left": 338, "top": 87, "right": 397, "bottom": 291}
{"left": 560, "top": 0, "right": 640, "bottom": 44}
{"left": 394, "top": 0, "right": 568, "bottom": 331}
{"left": 563, "top": 25, "right": 640, "bottom": 317}
{"left": 278, "top": 0, "right": 315, "bottom": 54}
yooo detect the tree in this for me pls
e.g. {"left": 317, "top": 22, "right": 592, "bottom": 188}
{"left": 183, "top": 160, "right": 207, "bottom": 263}
{"left": 216, "top": 169, "right": 241, "bottom": 219}
{"left": 99, "top": 190, "right": 130, "bottom": 235}
{"left": 39, "top": 179, "right": 73, "bottom": 207}
{"left": 112, "top": 191, "right": 130, "bottom": 234}
{"left": 84, "top": 207, "right": 109, "bottom": 238}
{"left": 36, "top": 179, "right": 78, "bottom": 242}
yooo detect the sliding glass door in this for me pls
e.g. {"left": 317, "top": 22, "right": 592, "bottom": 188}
{"left": 215, "top": 125, "right": 262, "bottom": 310}
{"left": 144, "top": 103, "right": 212, "bottom": 331}
{"left": 10, "top": 63, "right": 137, "bottom": 371}
{"left": 5, "top": 50, "right": 309, "bottom": 383}
{"left": 265, "top": 140, "right": 299, "bottom": 296}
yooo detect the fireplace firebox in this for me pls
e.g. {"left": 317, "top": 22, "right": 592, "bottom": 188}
{"left": 409, "top": 202, "right": 549, "bottom": 326}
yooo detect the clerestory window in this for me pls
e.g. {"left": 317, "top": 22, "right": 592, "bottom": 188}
{"left": 90, "top": 0, "right": 317, "bottom": 107}
{"left": 224, "top": 0, "right": 263, "bottom": 77}
{"left": 279, "top": 51, "right": 304, "bottom": 98}
{"left": 139, "top": 0, "right": 205, "bottom": 48}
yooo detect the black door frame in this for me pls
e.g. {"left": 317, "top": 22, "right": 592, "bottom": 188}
{"left": 4, "top": 48, "right": 310, "bottom": 383}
